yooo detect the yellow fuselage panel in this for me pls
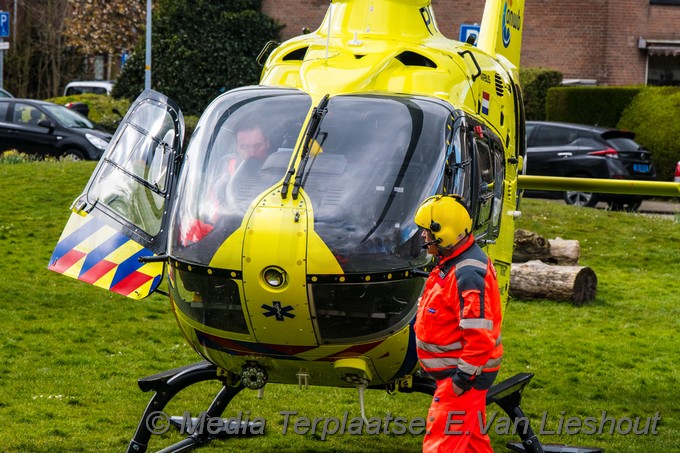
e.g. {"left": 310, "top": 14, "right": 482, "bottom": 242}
{"left": 322, "top": 0, "right": 435, "bottom": 40}
{"left": 240, "top": 191, "right": 315, "bottom": 345}
{"left": 174, "top": 310, "right": 415, "bottom": 387}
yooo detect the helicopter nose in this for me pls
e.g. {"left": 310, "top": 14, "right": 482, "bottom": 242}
{"left": 240, "top": 190, "right": 318, "bottom": 345}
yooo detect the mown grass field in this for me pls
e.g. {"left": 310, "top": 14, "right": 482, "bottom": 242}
{"left": 0, "top": 161, "right": 678, "bottom": 452}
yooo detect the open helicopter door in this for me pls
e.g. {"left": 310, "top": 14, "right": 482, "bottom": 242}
{"left": 49, "top": 90, "right": 184, "bottom": 299}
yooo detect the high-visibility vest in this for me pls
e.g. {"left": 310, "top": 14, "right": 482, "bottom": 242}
{"left": 414, "top": 235, "right": 503, "bottom": 389}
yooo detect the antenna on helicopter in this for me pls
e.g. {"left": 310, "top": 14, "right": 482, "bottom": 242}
{"left": 325, "top": 2, "right": 333, "bottom": 61}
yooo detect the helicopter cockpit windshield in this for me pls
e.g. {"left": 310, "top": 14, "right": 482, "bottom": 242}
{"left": 298, "top": 94, "right": 452, "bottom": 272}
{"left": 169, "top": 89, "right": 456, "bottom": 272}
{"left": 169, "top": 87, "right": 312, "bottom": 261}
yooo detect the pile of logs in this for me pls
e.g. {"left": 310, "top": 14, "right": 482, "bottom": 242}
{"left": 509, "top": 229, "right": 597, "bottom": 306}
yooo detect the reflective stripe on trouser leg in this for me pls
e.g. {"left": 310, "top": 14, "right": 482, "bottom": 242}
{"left": 422, "top": 380, "right": 493, "bottom": 453}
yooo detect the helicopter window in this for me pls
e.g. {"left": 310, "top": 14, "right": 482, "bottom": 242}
{"left": 302, "top": 94, "right": 451, "bottom": 273}
{"left": 466, "top": 123, "right": 505, "bottom": 241}
{"left": 476, "top": 141, "right": 494, "bottom": 185}
{"left": 491, "top": 139, "right": 505, "bottom": 234}
{"left": 449, "top": 117, "right": 473, "bottom": 207}
{"left": 107, "top": 101, "right": 175, "bottom": 170}
{"left": 88, "top": 99, "right": 178, "bottom": 237}
{"left": 311, "top": 278, "right": 423, "bottom": 342}
{"left": 473, "top": 133, "right": 494, "bottom": 235}
{"left": 169, "top": 88, "right": 312, "bottom": 264}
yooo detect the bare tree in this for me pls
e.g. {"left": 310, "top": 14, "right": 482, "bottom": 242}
{"left": 4, "top": 0, "right": 79, "bottom": 98}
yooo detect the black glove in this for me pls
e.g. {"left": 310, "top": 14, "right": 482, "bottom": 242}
{"left": 452, "top": 370, "right": 474, "bottom": 393}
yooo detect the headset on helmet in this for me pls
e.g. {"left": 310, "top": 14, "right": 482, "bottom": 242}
{"left": 414, "top": 194, "right": 473, "bottom": 248}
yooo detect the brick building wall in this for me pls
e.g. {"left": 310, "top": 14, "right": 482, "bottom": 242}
{"left": 260, "top": 0, "right": 680, "bottom": 86}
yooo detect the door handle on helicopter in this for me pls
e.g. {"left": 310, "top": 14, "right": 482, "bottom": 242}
{"left": 457, "top": 49, "right": 482, "bottom": 82}
{"left": 138, "top": 254, "right": 169, "bottom": 263}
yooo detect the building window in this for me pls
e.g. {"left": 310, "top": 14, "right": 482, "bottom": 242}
{"left": 647, "top": 55, "right": 680, "bottom": 86}
{"left": 650, "top": 0, "right": 680, "bottom": 5}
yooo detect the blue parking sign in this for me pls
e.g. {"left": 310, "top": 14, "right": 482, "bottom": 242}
{"left": 0, "top": 12, "right": 9, "bottom": 38}
{"left": 459, "top": 23, "right": 480, "bottom": 45}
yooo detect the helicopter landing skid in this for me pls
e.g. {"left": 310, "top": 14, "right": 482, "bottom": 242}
{"left": 507, "top": 444, "right": 604, "bottom": 453}
{"left": 486, "top": 373, "right": 603, "bottom": 453}
{"left": 126, "top": 364, "right": 600, "bottom": 453}
{"left": 126, "top": 360, "right": 247, "bottom": 453}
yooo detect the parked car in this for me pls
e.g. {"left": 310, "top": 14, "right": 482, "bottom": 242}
{"left": 675, "top": 161, "right": 680, "bottom": 183}
{"left": 63, "top": 80, "right": 114, "bottom": 96}
{"left": 0, "top": 88, "right": 14, "bottom": 98}
{"left": 524, "top": 121, "right": 656, "bottom": 211}
{"left": 0, "top": 98, "right": 112, "bottom": 160}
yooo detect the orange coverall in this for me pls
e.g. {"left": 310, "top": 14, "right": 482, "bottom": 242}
{"left": 414, "top": 235, "right": 503, "bottom": 452}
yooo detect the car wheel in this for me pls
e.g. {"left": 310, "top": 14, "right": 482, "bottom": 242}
{"left": 60, "top": 149, "right": 86, "bottom": 161}
{"left": 563, "top": 190, "right": 599, "bottom": 207}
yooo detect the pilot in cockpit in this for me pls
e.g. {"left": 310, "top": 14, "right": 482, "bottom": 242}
{"left": 224, "top": 123, "right": 271, "bottom": 175}
{"left": 179, "top": 121, "right": 273, "bottom": 247}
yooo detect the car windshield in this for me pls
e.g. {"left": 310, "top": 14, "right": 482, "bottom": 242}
{"left": 43, "top": 104, "right": 94, "bottom": 129}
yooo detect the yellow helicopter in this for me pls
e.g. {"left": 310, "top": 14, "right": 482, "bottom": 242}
{"left": 47, "top": 0, "right": 679, "bottom": 452}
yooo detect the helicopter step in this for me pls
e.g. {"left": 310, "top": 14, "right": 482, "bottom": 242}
{"left": 127, "top": 362, "right": 601, "bottom": 453}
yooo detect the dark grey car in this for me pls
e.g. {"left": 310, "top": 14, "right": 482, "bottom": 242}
{"left": 524, "top": 121, "right": 656, "bottom": 211}
{"left": 0, "top": 98, "right": 112, "bottom": 160}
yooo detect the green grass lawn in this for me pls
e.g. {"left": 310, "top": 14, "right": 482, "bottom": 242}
{"left": 0, "top": 162, "right": 678, "bottom": 452}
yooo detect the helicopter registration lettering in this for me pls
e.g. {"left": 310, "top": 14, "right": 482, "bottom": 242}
{"left": 279, "top": 411, "right": 426, "bottom": 439}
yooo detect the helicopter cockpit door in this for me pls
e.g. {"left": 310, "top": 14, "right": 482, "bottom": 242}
{"left": 48, "top": 90, "right": 185, "bottom": 299}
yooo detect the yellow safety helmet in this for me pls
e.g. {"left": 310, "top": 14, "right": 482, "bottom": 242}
{"left": 414, "top": 194, "right": 473, "bottom": 248}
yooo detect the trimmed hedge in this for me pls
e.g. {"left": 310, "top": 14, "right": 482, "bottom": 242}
{"left": 519, "top": 67, "right": 563, "bottom": 121}
{"left": 546, "top": 86, "right": 643, "bottom": 128}
{"left": 618, "top": 87, "right": 680, "bottom": 182}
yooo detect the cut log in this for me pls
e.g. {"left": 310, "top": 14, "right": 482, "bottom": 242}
{"left": 547, "top": 238, "right": 580, "bottom": 265}
{"left": 513, "top": 229, "right": 580, "bottom": 265}
{"left": 513, "top": 229, "right": 551, "bottom": 263}
{"left": 510, "top": 260, "right": 597, "bottom": 306}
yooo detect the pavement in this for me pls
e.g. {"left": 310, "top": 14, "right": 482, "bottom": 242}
{"left": 535, "top": 197, "right": 680, "bottom": 215}
{"left": 636, "top": 199, "right": 680, "bottom": 214}
{"left": 592, "top": 199, "right": 680, "bottom": 215}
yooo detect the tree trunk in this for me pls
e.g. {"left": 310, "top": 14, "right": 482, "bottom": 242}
{"left": 513, "top": 229, "right": 580, "bottom": 265}
{"left": 510, "top": 260, "right": 597, "bottom": 306}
